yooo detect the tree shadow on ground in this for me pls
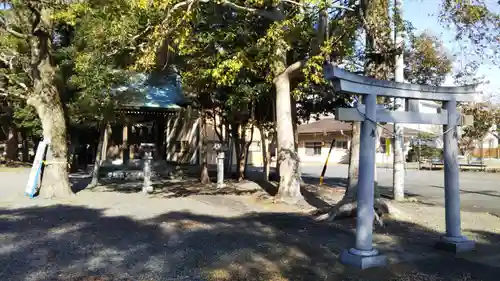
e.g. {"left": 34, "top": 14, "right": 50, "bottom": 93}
{"left": 1, "top": 204, "right": 500, "bottom": 281}
{"left": 70, "top": 173, "right": 92, "bottom": 193}
{"left": 301, "top": 174, "right": 347, "bottom": 188}
{"left": 83, "top": 166, "right": 280, "bottom": 199}
{"left": 301, "top": 173, "right": 426, "bottom": 202}
{"left": 91, "top": 177, "right": 263, "bottom": 198}
{"left": 300, "top": 185, "right": 332, "bottom": 209}
{"left": 430, "top": 185, "right": 500, "bottom": 198}
{"left": 0, "top": 160, "right": 32, "bottom": 168}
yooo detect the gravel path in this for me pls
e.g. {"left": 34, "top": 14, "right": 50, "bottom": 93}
{"left": 1, "top": 171, "right": 500, "bottom": 280}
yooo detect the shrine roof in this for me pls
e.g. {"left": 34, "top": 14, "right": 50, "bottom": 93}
{"left": 115, "top": 72, "right": 188, "bottom": 110}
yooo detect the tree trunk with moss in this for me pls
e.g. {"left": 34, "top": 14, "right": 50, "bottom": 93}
{"left": 258, "top": 124, "right": 271, "bottom": 181}
{"left": 199, "top": 112, "right": 210, "bottom": 184}
{"left": 5, "top": 125, "right": 19, "bottom": 161}
{"left": 26, "top": 7, "right": 73, "bottom": 197}
{"left": 316, "top": 0, "right": 392, "bottom": 221}
{"left": 89, "top": 122, "right": 109, "bottom": 187}
{"left": 27, "top": 92, "right": 72, "bottom": 198}
{"left": 21, "top": 130, "right": 29, "bottom": 162}
{"left": 274, "top": 71, "right": 302, "bottom": 203}
{"left": 346, "top": 121, "right": 361, "bottom": 196}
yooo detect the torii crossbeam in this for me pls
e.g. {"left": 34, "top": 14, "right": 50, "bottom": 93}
{"left": 324, "top": 64, "right": 480, "bottom": 269}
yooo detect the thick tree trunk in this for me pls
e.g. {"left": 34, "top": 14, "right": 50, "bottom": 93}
{"left": 21, "top": 131, "right": 29, "bottom": 162}
{"left": 243, "top": 123, "right": 254, "bottom": 178}
{"left": 199, "top": 113, "right": 210, "bottom": 184}
{"left": 69, "top": 135, "right": 79, "bottom": 173}
{"left": 258, "top": 124, "right": 270, "bottom": 181}
{"left": 27, "top": 92, "right": 72, "bottom": 198}
{"left": 271, "top": 100, "right": 280, "bottom": 179}
{"left": 89, "top": 122, "right": 109, "bottom": 187}
{"left": 374, "top": 125, "right": 384, "bottom": 197}
{"left": 237, "top": 127, "right": 248, "bottom": 181}
{"left": 231, "top": 123, "right": 248, "bottom": 181}
{"left": 393, "top": 0, "right": 406, "bottom": 202}
{"left": 316, "top": 121, "right": 388, "bottom": 224}
{"left": 26, "top": 7, "right": 72, "bottom": 198}
{"left": 238, "top": 152, "right": 245, "bottom": 181}
{"left": 316, "top": 0, "right": 391, "bottom": 221}
{"left": 315, "top": 121, "right": 361, "bottom": 221}
{"left": 291, "top": 97, "right": 306, "bottom": 186}
{"left": 347, "top": 122, "right": 361, "bottom": 195}
{"left": 224, "top": 122, "right": 231, "bottom": 171}
{"left": 274, "top": 74, "right": 301, "bottom": 203}
{"left": 5, "top": 125, "right": 19, "bottom": 161}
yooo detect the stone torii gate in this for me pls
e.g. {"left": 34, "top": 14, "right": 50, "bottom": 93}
{"left": 324, "top": 65, "right": 480, "bottom": 269}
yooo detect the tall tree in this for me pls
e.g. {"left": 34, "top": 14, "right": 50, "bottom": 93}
{"left": 316, "top": 0, "right": 454, "bottom": 219}
{"left": 0, "top": 1, "right": 73, "bottom": 197}
{"left": 392, "top": 0, "right": 405, "bottom": 202}
{"left": 52, "top": 0, "right": 154, "bottom": 185}
{"left": 134, "top": 0, "right": 359, "bottom": 203}
{"left": 404, "top": 32, "right": 453, "bottom": 86}
{"left": 316, "top": 0, "right": 394, "bottom": 220}
{"left": 459, "top": 103, "right": 499, "bottom": 160}
{"left": 439, "top": 0, "right": 499, "bottom": 65}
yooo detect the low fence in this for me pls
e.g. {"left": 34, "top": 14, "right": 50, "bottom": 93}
{"left": 472, "top": 148, "right": 500, "bottom": 159}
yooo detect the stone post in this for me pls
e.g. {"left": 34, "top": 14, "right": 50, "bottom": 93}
{"left": 436, "top": 99, "right": 475, "bottom": 252}
{"left": 142, "top": 145, "right": 154, "bottom": 194}
{"left": 340, "top": 94, "right": 387, "bottom": 269}
{"left": 214, "top": 142, "right": 226, "bottom": 189}
{"left": 122, "top": 124, "right": 129, "bottom": 165}
{"left": 217, "top": 151, "right": 225, "bottom": 189}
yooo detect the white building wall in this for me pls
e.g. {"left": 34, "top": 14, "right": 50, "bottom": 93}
{"left": 298, "top": 147, "right": 349, "bottom": 164}
{"left": 395, "top": 100, "right": 441, "bottom": 134}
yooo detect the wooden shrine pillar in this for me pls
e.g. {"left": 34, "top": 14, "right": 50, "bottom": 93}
{"left": 165, "top": 115, "right": 172, "bottom": 161}
{"left": 122, "top": 123, "right": 130, "bottom": 164}
{"left": 102, "top": 123, "right": 111, "bottom": 162}
{"left": 156, "top": 116, "right": 166, "bottom": 160}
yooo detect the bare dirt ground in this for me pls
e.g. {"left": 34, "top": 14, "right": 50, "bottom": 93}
{"left": 1, "top": 177, "right": 500, "bottom": 281}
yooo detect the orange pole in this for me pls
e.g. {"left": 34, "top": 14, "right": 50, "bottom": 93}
{"left": 320, "top": 138, "right": 336, "bottom": 185}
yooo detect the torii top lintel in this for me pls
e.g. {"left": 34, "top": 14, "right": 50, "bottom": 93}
{"left": 324, "top": 64, "right": 481, "bottom": 102}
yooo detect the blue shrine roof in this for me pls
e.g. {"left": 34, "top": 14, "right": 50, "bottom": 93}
{"left": 116, "top": 72, "right": 187, "bottom": 110}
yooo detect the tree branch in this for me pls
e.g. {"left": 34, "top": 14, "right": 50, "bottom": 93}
{"left": 0, "top": 88, "right": 27, "bottom": 100}
{"left": 489, "top": 131, "right": 500, "bottom": 141}
{"left": 274, "top": 60, "right": 307, "bottom": 83}
{"left": 282, "top": 0, "right": 353, "bottom": 10}
{"left": 0, "top": 73, "right": 29, "bottom": 91}
{"left": 0, "top": 16, "right": 29, "bottom": 39}
{"left": 162, "top": 0, "right": 198, "bottom": 26}
{"left": 219, "top": 0, "right": 283, "bottom": 21}
{"left": 281, "top": 0, "right": 304, "bottom": 6}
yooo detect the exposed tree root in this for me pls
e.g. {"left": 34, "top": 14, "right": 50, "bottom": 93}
{"left": 313, "top": 198, "right": 393, "bottom": 227}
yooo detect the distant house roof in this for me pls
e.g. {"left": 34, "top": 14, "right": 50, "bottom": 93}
{"left": 297, "top": 118, "right": 352, "bottom": 134}
{"left": 381, "top": 124, "right": 431, "bottom": 137}
{"left": 297, "top": 118, "right": 432, "bottom": 137}
{"left": 116, "top": 73, "right": 188, "bottom": 110}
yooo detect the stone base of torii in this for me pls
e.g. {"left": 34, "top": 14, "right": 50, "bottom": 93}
{"left": 325, "top": 65, "right": 479, "bottom": 269}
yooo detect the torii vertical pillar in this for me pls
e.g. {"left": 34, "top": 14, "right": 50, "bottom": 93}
{"left": 436, "top": 99, "right": 475, "bottom": 252}
{"left": 340, "top": 94, "right": 387, "bottom": 269}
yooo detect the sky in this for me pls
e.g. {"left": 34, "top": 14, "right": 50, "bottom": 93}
{"left": 403, "top": 0, "right": 500, "bottom": 101}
